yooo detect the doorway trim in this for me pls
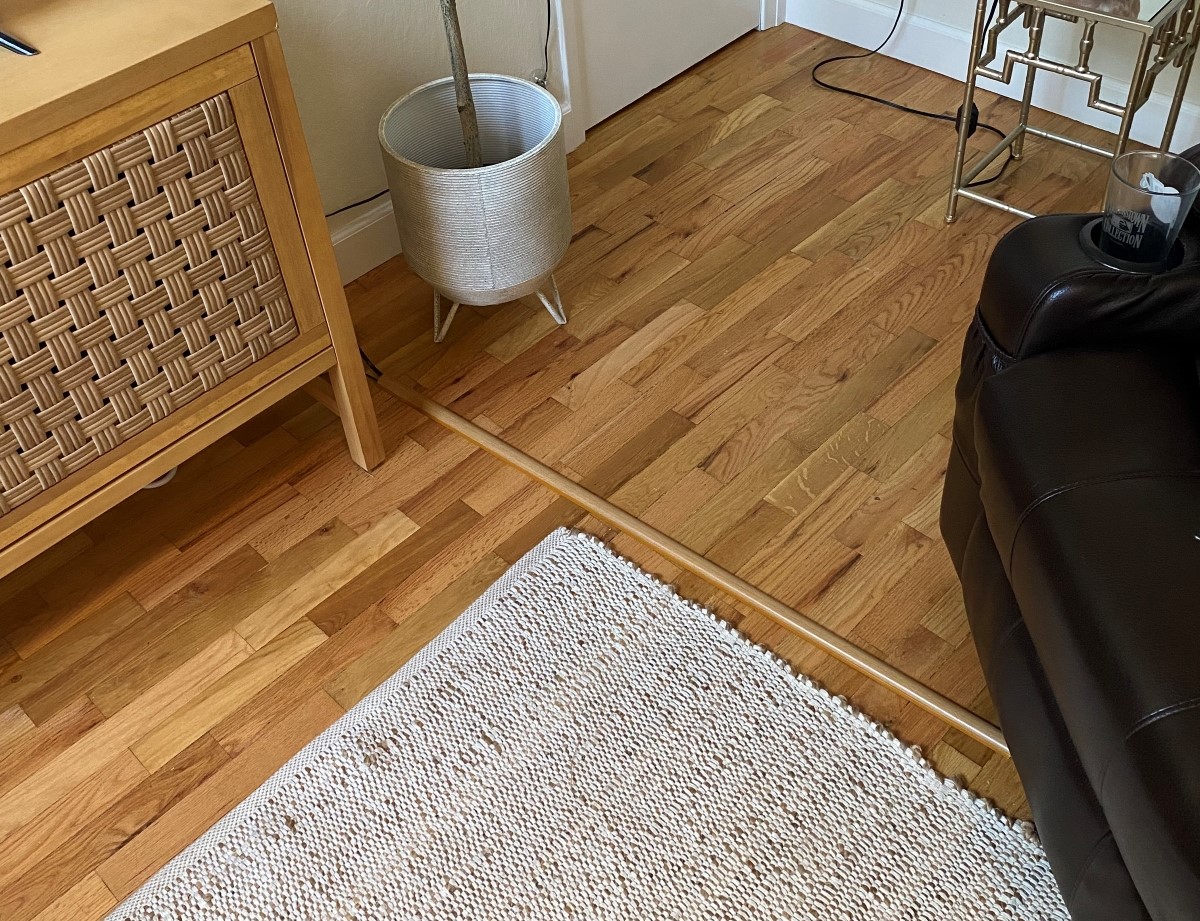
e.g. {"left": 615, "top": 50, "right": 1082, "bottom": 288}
{"left": 553, "top": 0, "right": 589, "bottom": 151}
{"left": 556, "top": 0, "right": 784, "bottom": 148}
{"left": 760, "top": 0, "right": 787, "bottom": 29}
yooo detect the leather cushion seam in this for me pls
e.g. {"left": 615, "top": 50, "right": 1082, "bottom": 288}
{"left": 983, "top": 618, "right": 1138, "bottom": 915}
{"left": 1004, "top": 469, "right": 1200, "bottom": 571}
{"left": 1097, "top": 696, "right": 1200, "bottom": 802}
{"left": 1064, "top": 831, "right": 1122, "bottom": 912}
{"left": 950, "top": 438, "right": 981, "bottom": 487}
{"left": 974, "top": 306, "right": 1016, "bottom": 363}
{"left": 984, "top": 617, "right": 1028, "bottom": 689}
{"left": 1013, "top": 268, "right": 1108, "bottom": 355}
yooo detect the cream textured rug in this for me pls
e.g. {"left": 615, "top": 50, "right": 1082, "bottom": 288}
{"left": 109, "top": 529, "right": 1067, "bottom": 920}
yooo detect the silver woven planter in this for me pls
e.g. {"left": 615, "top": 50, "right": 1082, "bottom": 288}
{"left": 380, "top": 74, "right": 571, "bottom": 341}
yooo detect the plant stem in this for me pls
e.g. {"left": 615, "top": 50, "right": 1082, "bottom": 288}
{"left": 438, "top": 0, "right": 484, "bottom": 168}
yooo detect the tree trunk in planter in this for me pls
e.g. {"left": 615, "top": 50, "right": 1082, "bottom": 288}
{"left": 381, "top": 4, "right": 571, "bottom": 340}
{"left": 439, "top": 0, "right": 483, "bottom": 168}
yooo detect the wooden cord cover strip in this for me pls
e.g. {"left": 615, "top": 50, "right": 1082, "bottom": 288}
{"left": 0, "top": 92, "right": 299, "bottom": 516}
{"left": 376, "top": 375, "right": 1009, "bottom": 757}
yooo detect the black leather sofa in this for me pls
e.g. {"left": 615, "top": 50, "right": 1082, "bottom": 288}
{"left": 941, "top": 210, "right": 1200, "bottom": 920}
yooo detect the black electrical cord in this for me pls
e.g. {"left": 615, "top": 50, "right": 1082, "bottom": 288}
{"left": 325, "top": 189, "right": 389, "bottom": 220}
{"left": 360, "top": 348, "right": 383, "bottom": 381}
{"left": 811, "top": 0, "right": 1012, "bottom": 189}
{"left": 542, "top": 0, "right": 552, "bottom": 86}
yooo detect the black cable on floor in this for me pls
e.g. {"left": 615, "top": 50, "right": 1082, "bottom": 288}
{"left": 811, "top": 0, "right": 1013, "bottom": 189}
{"left": 360, "top": 348, "right": 383, "bottom": 380}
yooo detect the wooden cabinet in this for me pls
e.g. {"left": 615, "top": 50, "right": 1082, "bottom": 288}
{"left": 0, "top": 0, "right": 384, "bottom": 579}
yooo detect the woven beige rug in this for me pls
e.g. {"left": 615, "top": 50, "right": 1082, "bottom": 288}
{"left": 108, "top": 528, "right": 1067, "bottom": 920}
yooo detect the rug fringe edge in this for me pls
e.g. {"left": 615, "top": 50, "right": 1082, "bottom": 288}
{"left": 558, "top": 527, "right": 1041, "bottom": 846}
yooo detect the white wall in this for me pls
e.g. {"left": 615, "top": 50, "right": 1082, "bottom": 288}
{"left": 274, "top": 0, "right": 573, "bottom": 281}
{"left": 790, "top": 0, "right": 1200, "bottom": 151}
{"left": 277, "top": 0, "right": 558, "bottom": 214}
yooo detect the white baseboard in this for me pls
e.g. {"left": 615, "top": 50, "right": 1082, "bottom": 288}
{"left": 328, "top": 198, "right": 402, "bottom": 286}
{"left": 787, "top": 0, "right": 1200, "bottom": 150}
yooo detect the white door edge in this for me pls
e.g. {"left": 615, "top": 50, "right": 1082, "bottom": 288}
{"left": 555, "top": 0, "right": 590, "bottom": 152}
{"left": 760, "top": 0, "right": 786, "bottom": 29}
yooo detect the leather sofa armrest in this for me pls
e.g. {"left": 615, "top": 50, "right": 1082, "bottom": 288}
{"left": 972, "top": 347, "right": 1200, "bottom": 917}
{"left": 977, "top": 213, "right": 1200, "bottom": 360}
{"left": 974, "top": 347, "right": 1200, "bottom": 566}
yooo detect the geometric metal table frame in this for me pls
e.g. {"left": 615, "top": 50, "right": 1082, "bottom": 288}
{"left": 946, "top": 0, "right": 1200, "bottom": 221}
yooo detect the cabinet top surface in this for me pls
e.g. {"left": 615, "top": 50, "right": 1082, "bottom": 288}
{"left": 0, "top": 0, "right": 276, "bottom": 153}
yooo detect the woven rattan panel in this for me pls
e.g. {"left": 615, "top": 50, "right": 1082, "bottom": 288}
{"left": 0, "top": 93, "right": 299, "bottom": 516}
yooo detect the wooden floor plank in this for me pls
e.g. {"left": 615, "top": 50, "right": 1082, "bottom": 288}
{"left": 0, "top": 750, "right": 148, "bottom": 893}
{"left": 27, "top": 875, "right": 116, "bottom": 921}
{"left": 5, "top": 738, "right": 228, "bottom": 921}
{"left": 0, "top": 26, "right": 1120, "bottom": 912}
{"left": 233, "top": 510, "right": 419, "bottom": 649}
{"left": 95, "top": 692, "right": 344, "bottom": 901}
{"left": 0, "top": 631, "right": 251, "bottom": 840}
{"left": 0, "top": 697, "right": 105, "bottom": 799}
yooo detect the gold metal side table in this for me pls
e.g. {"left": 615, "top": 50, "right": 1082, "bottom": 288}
{"left": 946, "top": 0, "right": 1200, "bottom": 221}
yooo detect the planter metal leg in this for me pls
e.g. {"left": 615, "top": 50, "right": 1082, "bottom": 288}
{"left": 535, "top": 274, "right": 567, "bottom": 326}
{"left": 433, "top": 291, "right": 461, "bottom": 343}
{"left": 433, "top": 275, "right": 566, "bottom": 344}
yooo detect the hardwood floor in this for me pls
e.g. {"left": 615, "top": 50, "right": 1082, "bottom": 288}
{"left": 0, "top": 25, "right": 1114, "bottom": 917}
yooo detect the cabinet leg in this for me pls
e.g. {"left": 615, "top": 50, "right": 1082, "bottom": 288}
{"left": 328, "top": 336, "right": 385, "bottom": 471}
{"left": 302, "top": 368, "right": 381, "bottom": 472}
{"left": 251, "top": 30, "right": 385, "bottom": 472}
